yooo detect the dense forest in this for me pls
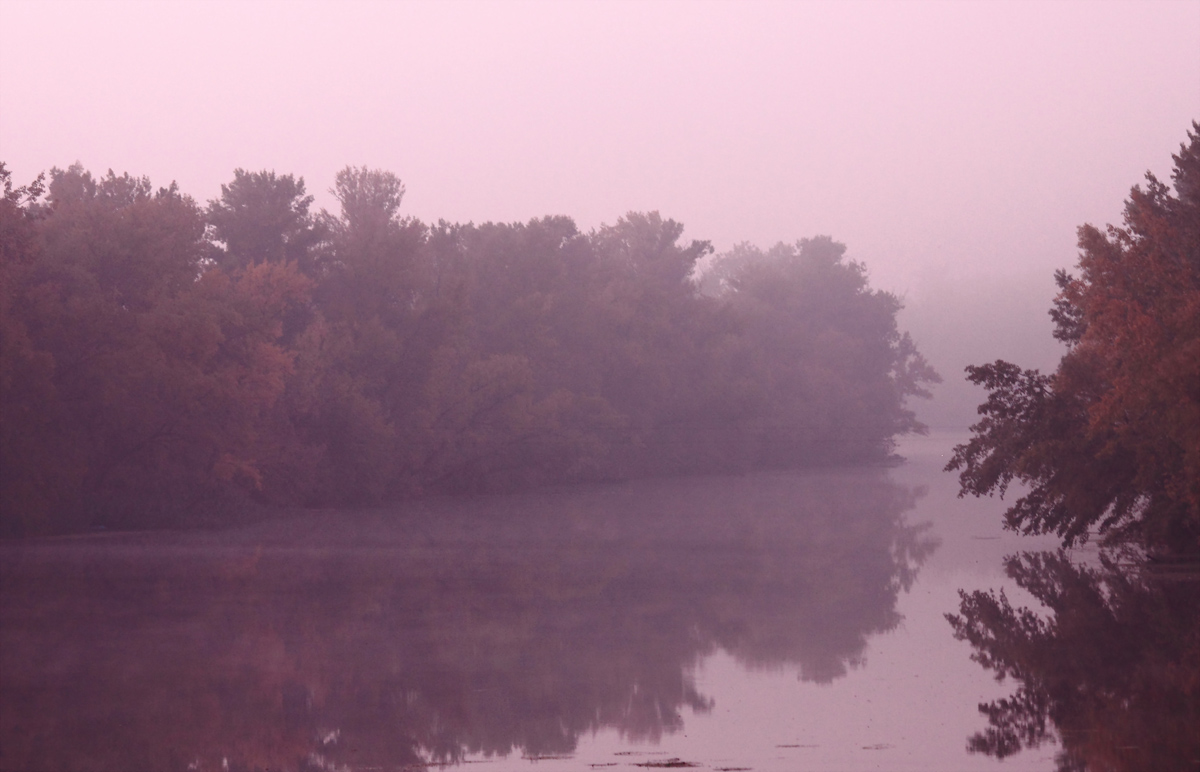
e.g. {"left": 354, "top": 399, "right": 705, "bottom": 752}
{"left": 0, "top": 163, "right": 938, "bottom": 536}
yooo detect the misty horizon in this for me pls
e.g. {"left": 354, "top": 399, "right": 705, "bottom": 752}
{"left": 1, "top": 2, "right": 1197, "bottom": 770}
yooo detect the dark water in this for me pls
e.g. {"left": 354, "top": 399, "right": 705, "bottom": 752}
{"left": 0, "top": 433, "right": 1147, "bottom": 772}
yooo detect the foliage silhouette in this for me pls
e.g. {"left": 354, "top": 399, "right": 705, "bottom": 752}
{"left": 947, "top": 124, "right": 1200, "bottom": 771}
{"left": 946, "top": 123, "right": 1200, "bottom": 554}
{"left": 948, "top": 551, "right": 1200, "bottom": 772}
{"left": 1, "top": 162, "right": 938, "bottom": 535}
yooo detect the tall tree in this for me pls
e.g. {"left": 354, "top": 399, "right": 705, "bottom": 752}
{"left": 946, "top": 124, "right": 1200, "bottom": 552}
{"left": 0, "top": 164, "right": 78, "bottom": 536}
{"left": 288, "top": 167, "right": 430, "bottom": 503}
{"left": 206, "top": 169, "right": 326, "bottom": 276}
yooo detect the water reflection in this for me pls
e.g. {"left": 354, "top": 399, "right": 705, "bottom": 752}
{"left": 948, "top": 550, "right": 1200, "bottom": 772}
{"left": 1, "top": 469, "right": 935, "bottom": 772}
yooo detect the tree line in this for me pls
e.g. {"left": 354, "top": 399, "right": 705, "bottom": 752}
{"left": 0, "top": 163, "right": 938, "bottom": 536}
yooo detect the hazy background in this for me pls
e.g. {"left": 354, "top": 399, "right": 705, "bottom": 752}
{"left": 2, "top": 0, "right": 1197, "bottom": 427}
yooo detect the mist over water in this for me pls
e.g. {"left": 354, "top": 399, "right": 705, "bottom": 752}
{"left": 0, "top": 435, "right": 1020, "bottom": 772}
{"left": 15, "top": 433, "right": 1170, "bottom": 771}
{"left": 2, "top": 2, "right": 1197, "bottom": 770}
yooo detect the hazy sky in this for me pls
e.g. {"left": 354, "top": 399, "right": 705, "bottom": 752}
{"left": 2, "top": 0, "right": 1197, "bottom": 316}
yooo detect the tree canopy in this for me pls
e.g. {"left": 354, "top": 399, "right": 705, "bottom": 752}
{"left": 945, "top": 124, "right": 1200, "bottom": 771}
{"left": 947, "top": 122, "right": 1200, "bottom": 554}
{"left": 1, "top": 161, "right": 937, "bottom": 536}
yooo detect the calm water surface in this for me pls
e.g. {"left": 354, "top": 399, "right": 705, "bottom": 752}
{"left": 1, "top": 432, "right": 1066, "bottom": 772}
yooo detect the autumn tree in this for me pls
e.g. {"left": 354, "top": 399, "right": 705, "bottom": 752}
{"left": 0, "top": 164, "right": 75, "bottom": 536}
{"left": 946, "top": 125, "right": 1200, "bottom": 771}
{"left": 946, "top": 123, "right": 1200, "bottom": 553}
{"left": 3, "top": 161, "right": 940, "bottom": 530}
{"left": 283, "top": 167, "right": 423, "bottom": 503}
{"left": 0, "top": 165, "right": 310, "bottom": 533}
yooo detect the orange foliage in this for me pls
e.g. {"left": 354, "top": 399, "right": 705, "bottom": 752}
{"left": 949, "top": 123, "right": 1200, "bottom": 551}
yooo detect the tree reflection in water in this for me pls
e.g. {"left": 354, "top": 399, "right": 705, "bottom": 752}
{"left": 948, "top": 551, "right": 1200, "bottom": 772}
{"left": 1, "top": 469, "right": 936, "bottom": 772}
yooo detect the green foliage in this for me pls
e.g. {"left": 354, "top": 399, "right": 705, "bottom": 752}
{"left": 947, "top": 123, "right": 1200, "bottom": 553}
{"left": 0, "top": 162, "right": 937, "bottom": 534}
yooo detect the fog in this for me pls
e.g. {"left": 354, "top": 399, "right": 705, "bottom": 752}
{"left": 3, "top": 1, "right": 1196, "bottom": 425}
{"left": 3, "top": 5, "right": 1199, "bottom": 767}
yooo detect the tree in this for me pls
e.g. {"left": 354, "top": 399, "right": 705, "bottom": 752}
{"left": 945, "top": 123, "right": 1200, "bottom": 769}
{"left": 290, "top": 167, "right": 429, "bottom": 503}
{"left": 0, "top": 164, "right": 79, "bottom": 536}
{"left": 2, "top": 160, "right": 942, "bottom": 529}
{"left": 0, "top": 164, "right": 312, "bottom": 533}
{"left": 946, "top": 123, "right": 1200, "bottom": 553}
{"left": 205, "top": 169, "right": 326, "bottom": 276}
{"left": 725, "top": 237, "right": 939, "bottom": 466}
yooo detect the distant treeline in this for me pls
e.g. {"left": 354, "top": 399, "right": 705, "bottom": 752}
{"left": 0, "top": 163, "right": 938, "bottom": 536}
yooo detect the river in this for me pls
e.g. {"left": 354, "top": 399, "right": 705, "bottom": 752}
{"left": 0, "top": 432, "right": 1078, "bottom": 772}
